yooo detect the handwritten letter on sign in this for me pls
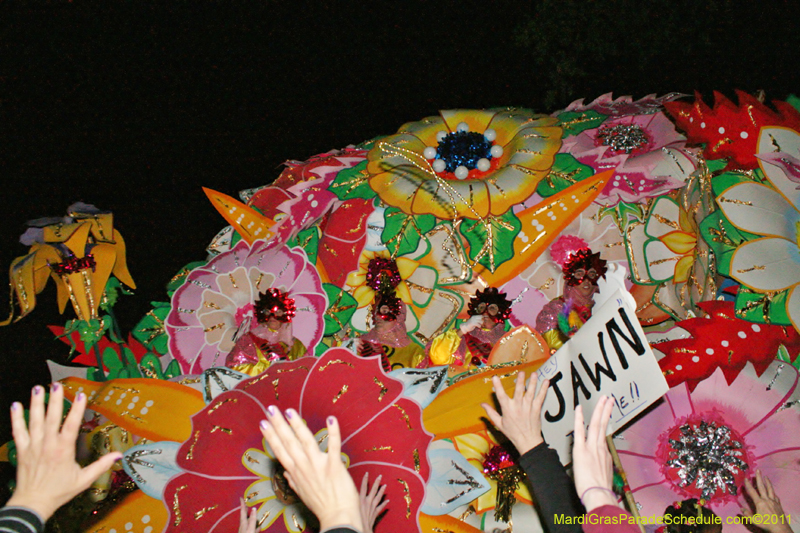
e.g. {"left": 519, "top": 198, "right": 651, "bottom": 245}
{"left": 536, "top": 288, "right": 669, "bottom": 464}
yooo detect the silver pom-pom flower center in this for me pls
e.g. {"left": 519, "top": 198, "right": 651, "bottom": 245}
{"left": 664, "top": 419, "right": 749, "bottom": 501}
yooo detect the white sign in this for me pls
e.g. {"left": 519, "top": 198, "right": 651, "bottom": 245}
{"left": 537, "top": 286, "right": 669, "bottom": 464}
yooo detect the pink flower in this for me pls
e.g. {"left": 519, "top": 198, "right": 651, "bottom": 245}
{"left": 165, "top": 240, "right": 326, "bottom": 374}
{"left": 615, "top": 361, "right": 800, "bottom": 531}
{"left": 561, "top": 112, "right": 698, "bottom": 205}
{"left": 162, "top": 348, "right": 431, "bottom": 533}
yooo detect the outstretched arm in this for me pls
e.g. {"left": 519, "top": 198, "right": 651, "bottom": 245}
{"left": 482, "top": 372, "right": 583, "bottom": 533}
{"left": 5, "top": 383, "right": 122, "bottom": 522}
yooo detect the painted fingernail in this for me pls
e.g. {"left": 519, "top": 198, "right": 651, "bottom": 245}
{"left": 11, "top": 402, "right": 20, "bottom": 412}
{"left": 327, "top": 416, "right": 335, "bottom": 425}
{"left": 33, "top": 385, "right": 43, "bottom": 395}
{"left": 51, "top": 382, "right": 60, "bottom": 392}
{"left": 285, "top": 409, "right": 295, "bottom": 419}
{"left": 77, "top": 392, "right": 86, "bottom": 401}
{"left": 260, "top": 420, "right": 269, "bottom": 431}
{"left": 267, "top": 405, "right": 276, "bottom": 416}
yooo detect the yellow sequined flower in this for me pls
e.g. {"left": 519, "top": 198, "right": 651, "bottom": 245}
{"left": 367, "top": 108, "right": 561, "bottom": 220}
{"left": 345, "top": 249, "right": 419, "bottom": 307}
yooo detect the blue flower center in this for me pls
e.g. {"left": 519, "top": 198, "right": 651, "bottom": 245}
{"left": 436, "top": 131, "right": 493, "bottom": 172}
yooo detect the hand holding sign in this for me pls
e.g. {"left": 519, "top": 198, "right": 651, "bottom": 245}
{"left": 481, "top": 372, "right": 550, "bottom": 455}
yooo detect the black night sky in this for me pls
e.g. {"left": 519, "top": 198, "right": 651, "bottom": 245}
{"left": 1, "top": 1, "right": 799, "bottom": 498}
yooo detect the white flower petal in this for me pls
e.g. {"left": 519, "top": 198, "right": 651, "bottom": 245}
{"left": 644, "top": 196, "right": 681, "bottom": 239}
{"left": 717, "top": 182, "right": 799, "bottom": 240}
{"left": 730, "top": 237, "right": 800, "bottom": 291}
{"left": 758, "top": 127, "right": 800, "bottom": 206}
{"left": 643, "top": 240, "right": 682, "bottom": 283}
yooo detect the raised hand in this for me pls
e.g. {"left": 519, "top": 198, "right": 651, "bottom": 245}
{"left": 359, "top": 473, "right": 388, "bottom": 533}
{"left": 571, "top": 396, "right": 616, "bottom": 512}
{"left": 238, "top": 498, "right": 258, "bottom": 533}
{"left": 259, "top": 408, "right": 363, "bottom": 533}
{"left": 741, "top": 470, "right": 792, "bottom": 533}
{"left": 481, "top": 371, "right": 550, "bottom": 454}
{"left": 7, "top": 383, "right": 122, "bottom": 521}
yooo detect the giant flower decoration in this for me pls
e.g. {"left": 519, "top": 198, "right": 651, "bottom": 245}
{"left": 165, "top": 240, "right": 327, "bottom": 373}
{"left": 3, "top": 203, "right": 136, "bottom": 324}
{"left": 714, "top": 127, "right": 800, "bottom": 333}
{"left": 624, "top": 167, "right": 718, "bottom": 321}
{"left": 161, "top": 348, "right": 431, "bottom": 533}
{"left": 367, "top": 108, "right": 562, "bottom": 220}
{"left": 561, "top": 111, "right": 698, "bottom": 205}
{"left": 614, "top": 360, "right": 800, "bottom": 532}
{"left": 452, "top": 430, "right": 533, "bottom": 521}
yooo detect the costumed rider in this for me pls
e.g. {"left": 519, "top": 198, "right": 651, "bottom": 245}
{"left": 225, "top": 288, "right": 306, "bottom": 376}
{"left": 535, "top": 235, "right": 607, "bottom": 351}
{"left": 425, "top": 287, "right": 512, "bottom": 370}
{"left": 357, "top": 288, "right": 425, "bottom": 371}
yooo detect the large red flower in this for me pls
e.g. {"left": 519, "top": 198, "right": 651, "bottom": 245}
{"left": 162, "top": 348, "right": 431, "bottom": 533}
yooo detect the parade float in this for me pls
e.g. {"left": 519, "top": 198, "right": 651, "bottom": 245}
{"left": 2, "top": 92, "right": 800, "bottom": 533}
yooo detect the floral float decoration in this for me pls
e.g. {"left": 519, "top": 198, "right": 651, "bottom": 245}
{"left": 650, "top": 300, "right": 800, "bottom": 390}
{"left": 118, "top": 348, "right": 431, "bottom": 533}
{"left": 366, "top": 108, "right": 562, "bottom": 220}
{"left": 700, "top": 127, "right": 800, "bottom": 333}
{"left": 614, "top": 360, "right": 800, "bottom": 532}
{"left": 559, "top": 110, "right": 699, "bottom": 206}
{"left": 624, "top": 162, "right": 719, "bottom": 322}
{"left": 165, "top": 240, "right": 326, "bottom": 374}
{"left": 664, "top": 90, "right": 800, "bottom": 170}
{"left": 2, "top": 202, "right": 136, "bottom": 325}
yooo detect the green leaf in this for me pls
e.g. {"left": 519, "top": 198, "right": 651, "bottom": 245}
{"left": 132, "top": 302, "right": 171, "bottom": 355}
{"left": 166, "top": 262, "right": 207, "bottom": 298}
{"left": 536, "top": 153, "right": 595, "bottom": 198}
{"left": 102, "top": 347, "right": 123, "bottom": 379}
{"left": 164, "top": 359, "right": 182, "bottom": 379}
{"left": 555, "top": 109, "right": 607, "bottom": 137}
{"left": 734, "top": 287, "right": 792, "bottom": 326}
{"left": 322, "top": 284, "right": 358, "bottom": 336}
{"left": 138, "top": 353, "right": 165, "bottom": 379}
{"left": 121, "top": 346, "right": 142, "bottom": 378}
{"left": 329, "top": 160, "right": 377, "bottom": 201}
{"left": 381, "top": 208, "right": 437, "bottom": 257}
{"left": 699, "top": 211, "right": 759, "bottom": 278}
{"left": 598, "top": 201, "right": 646, "bottom": 231}
{"left": 460, "top": 210, "right": 522, "bottom": 272}
{"left": 287, "top": 227, "right": 320, "bottom": 264}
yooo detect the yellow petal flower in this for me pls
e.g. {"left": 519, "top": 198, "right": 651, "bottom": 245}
{"left": 660, "top": 230, "right": 697, "bottom": 255}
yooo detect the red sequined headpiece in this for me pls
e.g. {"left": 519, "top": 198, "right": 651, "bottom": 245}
{"left": 467, "top": 287, "right": 512, "bottom": 323}
{"left": 551, "top": 235, "right": 607, "bottom": 287}
{"left": 255, "top": 288, "right": 296, "bottom": 323}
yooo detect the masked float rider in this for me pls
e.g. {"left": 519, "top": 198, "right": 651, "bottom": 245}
{"left": 425, "top": 287, "right": 512, "bottom": 370}
{"left": 225, "top": 288, "right": 306, "bottom": 376}
{"left": 535, "top": 236, "right": 608, "bottom": 351}
{"left": 357, "top": 288, "right": 425, "bottom": 371}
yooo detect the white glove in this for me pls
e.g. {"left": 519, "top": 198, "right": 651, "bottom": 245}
{"left": 459, "top": 314, "right": 485, "bottom": 335}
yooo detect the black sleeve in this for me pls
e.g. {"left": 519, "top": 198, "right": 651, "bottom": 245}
{"left": 0, "top": 506, "right": 45, "bottom": 533}
{"left": 519, "top": 443, "right": 584, "bottom": 533}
